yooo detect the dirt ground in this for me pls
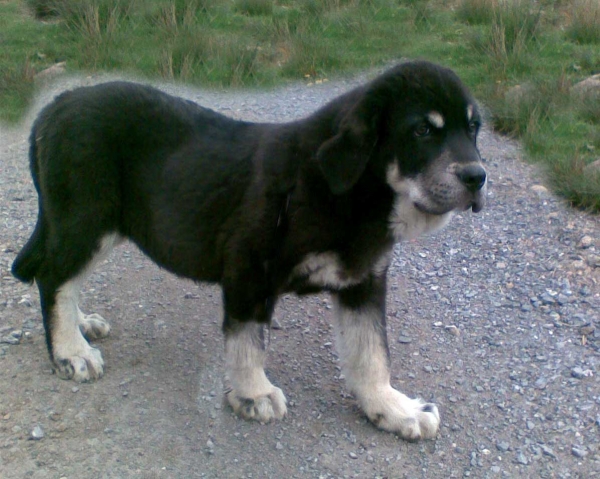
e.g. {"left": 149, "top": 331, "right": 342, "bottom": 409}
{"left": 1, "top": 71, "right": 599, "bottom": 479}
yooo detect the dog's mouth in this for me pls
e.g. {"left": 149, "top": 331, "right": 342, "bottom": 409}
{"left": 415, "top": 192, "right": 486, "bottom": 215}
{"left": 467, "top": 189, "right": 486, "bottom": 213}
{"left": 467, "top": 195, "right": 485, "bottom": 213}
{"left": 414, "top": 201, "right": 454, "bottom": 216}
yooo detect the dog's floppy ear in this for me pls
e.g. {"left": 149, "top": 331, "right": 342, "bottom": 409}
{"left": 316, "top": 96, "right": 381, "bottom": 195}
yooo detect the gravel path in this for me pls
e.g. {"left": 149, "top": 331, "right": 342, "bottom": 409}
{"left": 1, "top": 70, "right": 599, "bottom": 479}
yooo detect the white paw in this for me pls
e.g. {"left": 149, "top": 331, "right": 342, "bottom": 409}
{"left": 53, "top": 334, "right": 105, "bottom": 382}
{"left": 78, "top": 310, "right": 111, "bottom": 340}
{"left": 227, "top": 386, "right": 287, "bottom": 423}
{"left": 362, "top": 386, "right": 440, "bottom": 441}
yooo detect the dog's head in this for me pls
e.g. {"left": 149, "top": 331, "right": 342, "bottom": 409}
{"left": 316, "top": 61, "right": 486, "bottom": 240}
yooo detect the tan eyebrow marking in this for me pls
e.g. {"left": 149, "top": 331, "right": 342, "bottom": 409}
{"left": 467, "top": 105, "right": 474, "bottom": 121}
{"left": 426, "top": 111, "right": 445, "bottom": 128}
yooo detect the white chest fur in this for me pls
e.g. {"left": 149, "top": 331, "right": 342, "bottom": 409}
{"left": 291, "top": 249, "right": 393, "bottom": 289}
{"left": 291, "top": 252, "right": 361, "bottom": 289}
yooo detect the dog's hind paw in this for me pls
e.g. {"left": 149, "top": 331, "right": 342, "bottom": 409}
{"left": 227, "top": 386, "right": 287, "bottom": 423}
{"left": 78, "top": 310, "right": 111, "bottom": 340}
{"left": 54, "top": 345, "right": 105, "bottom": 382}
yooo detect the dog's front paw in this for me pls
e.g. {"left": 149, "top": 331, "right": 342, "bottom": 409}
{"left": 226, "top": 386, "right": 287, "bottom": 423}
{"left": 54, "top": 346, "right": 104, "bottom": 382}
{"left": 78, "top": 311, "right": 111, "bottom": 340}
{"left": 363, "top": 386, "right": 439, "bottom": 441}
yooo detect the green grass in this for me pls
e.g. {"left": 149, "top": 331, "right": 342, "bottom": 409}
{"left": 567, "top": 0, "right": 600, "bottom": 44}
{"left": 457, "top": 0, "right": 497, "bottom": 25}
{"left": 1, "top": 0, "right": 600, "bottom": 210}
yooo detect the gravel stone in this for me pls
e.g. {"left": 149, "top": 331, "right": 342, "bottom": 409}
{"left": 30, "top": 425, "right": 44, "bottom": 440}
{"left": 445, "top": 325, "right": 460, "bottom": 336}
{"left": 515, "top": 451, "right": 528, "bottom": 465}
{"left": 571, "top": 446, "right": 588, "bottom": 458}
{"left": 571, "top": 367, "right": 587, "bottom": 379}
{"left": 555, "top": 293, "right": 569, "bottom": 305}
{"left": 496, "top": 441, "right": 510, "bottom": 452}
{"left": 0, "top": 331, "right": 21, "bottom": 345}
{"left": 540, "top": 445, "right": 556, "bottom": 458}
{"left": 580, "top": 324, "right": 595, "bottom": 336}
{"left": 534, "top": 378, "right": 547, "bottom": 389}
{"left": 577, "top": 235, "right": 593, "bottom": 249}
{"left": 270, "top": 318, "right": 283, "bottom": 330}
{"left": 539, "top": 293, "right": 556, "bottom": 305}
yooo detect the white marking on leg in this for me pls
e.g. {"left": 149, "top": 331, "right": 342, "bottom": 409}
{"left": 386, "top": 164, "right": 453, "bottom": 241}
{"left": 53, "top": 280, "right": 104, "bottom": 381}
{"left": 225, "top": 323, "right": 287, "bottom": 422}
{"left": 427, "top": 111, "right": 445, "bottom": 129}
{"left": 333, "top": 300, "right": 440, "bottom": 440}
{"left": 52, "top": 233, "right": 119, "bottom": 382}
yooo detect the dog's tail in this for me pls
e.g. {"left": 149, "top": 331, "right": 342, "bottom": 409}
{"left": 12, "top": 124, "right": 46, "bottom": 284}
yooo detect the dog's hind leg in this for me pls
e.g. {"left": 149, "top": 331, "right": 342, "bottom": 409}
{"left": 333, "top": 275, "right": 440, "bottom": 441}
{"left": 37, "top": 233, "right": 119, "bottom": 382}
{"left": 223, "top": 316, "right": 287, "bottom": 422}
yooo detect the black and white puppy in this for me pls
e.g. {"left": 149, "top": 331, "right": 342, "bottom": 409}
{"left": 12, "top": 60, "right": 486, "bottom": 441}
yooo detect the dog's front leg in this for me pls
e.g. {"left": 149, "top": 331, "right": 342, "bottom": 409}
{"left": 223, "top": 316, "right": 287, "bottom": 423}
{"left": 333, "top": 276, "right": 439, "bottom": 441}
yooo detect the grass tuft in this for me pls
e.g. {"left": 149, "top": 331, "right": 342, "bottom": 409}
{"left": 154, "top": 1, "right": 200, "bottom": 34}
{"left": 456, "top": 0, "right": 497, "bottom": 25}
{"left": 548, "top": 155, "right": 600, "bottom": 211}
{"left": 234, "top": 0, "right": 273, "bottom": 16}
{"left": 159, "top": 33, "right": 210, "bottom": 81}
{"left": 410, "top": 1, "right": 436, "bottom": 29}
{"left": 0, "top": 59, "right": 36, "bottom": 123}
{"left": 57, "top": 0, "right": 134, "bottom": 41}
{"left": 26, "top": 0, "right": 62, "bottom": 18}
{"left": 470, "top": 0, "right": 541, "bottom": 73}
{"left": 282, "top": 34, "right": 344, "bottom": 79}
{"left": 567, "top": 0, "right": 600, "bottom": 44}
{"left": 491, "top": 84, "right": 547, "bottom": 137}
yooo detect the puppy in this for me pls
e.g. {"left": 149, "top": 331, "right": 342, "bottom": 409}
{"left": 12, "top": 60, "right": 486, "bottom": 441}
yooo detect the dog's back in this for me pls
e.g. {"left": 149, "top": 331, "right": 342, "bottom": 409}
{"left": 13, "top": 82, "right": 266, "bottom": 284}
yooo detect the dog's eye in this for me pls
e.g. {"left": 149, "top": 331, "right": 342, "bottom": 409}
{"left": 414, "top": 123, "right": 431, "bottom": 137}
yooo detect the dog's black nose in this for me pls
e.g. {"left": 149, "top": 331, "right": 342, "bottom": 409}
{"left": 457, "top": 164, "right": 486, "bottom": 192}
